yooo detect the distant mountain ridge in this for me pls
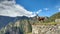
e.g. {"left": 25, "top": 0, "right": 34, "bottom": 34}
{"left": 0, "top": 16, "right": 33, "bottom": 34}
{"left": 0, "top": 15, "right": 30, "bottom": 29}
{"left": 0, "top": 15, "right": 15, "bottom": 29}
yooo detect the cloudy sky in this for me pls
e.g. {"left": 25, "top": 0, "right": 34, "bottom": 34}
{"left": 16, "top": 0, "right": 60, "bottom": 17}
{"left": 0, "top": 0, "right": 60, "bottom": 17}
{"left": 0, "top": 0, "right": 36, "bottom": 17}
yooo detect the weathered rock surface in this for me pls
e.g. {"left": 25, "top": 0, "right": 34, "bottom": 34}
{"left": 32, "top": 24, "right": 60, "bottom": 34}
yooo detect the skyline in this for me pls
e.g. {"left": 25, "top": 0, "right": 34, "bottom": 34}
{"left": 0, "top": 0, "right": 60, "bottom": 17}
{"left": 16, "top": 0, "right": 60, "bottom": 17}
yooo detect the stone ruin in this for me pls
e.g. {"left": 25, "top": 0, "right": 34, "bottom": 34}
{"left": 32, "top": 24, "right": 60, "bottom": 34}
{"left": 55, "top": 19, "right": 60, "bottom": 23}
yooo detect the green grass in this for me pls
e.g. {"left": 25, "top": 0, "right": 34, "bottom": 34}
{"left": 33, "top": 21, "right": 60, "bottom": 25}
{"left": 27, "top": 32, "right": 32, "bottom": 34}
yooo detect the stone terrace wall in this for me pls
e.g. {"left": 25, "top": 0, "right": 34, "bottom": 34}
{"left": 32, "top": 24, "right": 60, "bottom": 34}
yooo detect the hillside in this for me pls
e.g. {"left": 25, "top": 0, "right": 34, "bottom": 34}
{"left": 0, "top": 18, "right": 35, "bottom": 34}
{"left": 0, "top": 16, "right": 15, "bottom": 29}
{"left": 0, "top": 15, "right": 31, "bottom": 29}
{"left": 50, "top": 12, "right": 60, "bottom": 21}
{"left": 0, "top": 12, "right": 60, "bottom": 34}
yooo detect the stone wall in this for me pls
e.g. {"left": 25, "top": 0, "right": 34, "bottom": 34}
{"left": 55, "top": 19, "right": 60, "bottom": 23}
{"left": 32, "top": 24, "right": 60, "bottom": 34}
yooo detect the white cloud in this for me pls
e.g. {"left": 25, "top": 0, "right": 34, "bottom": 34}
{"left": 44, "top": 8, "right": 48, "bottom": 11}
{"left": 0, "top": 0, "right": 36, "bottom": 17}
{"left": 58, "top": 8, "right": 60, "bottom": 11}
{"left": 36, "top": 9, "right": 42, "bottom": 14}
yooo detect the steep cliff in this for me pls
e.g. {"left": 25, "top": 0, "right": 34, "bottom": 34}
{"left": 0, "top": 19, "right": 32, "bottom": 34}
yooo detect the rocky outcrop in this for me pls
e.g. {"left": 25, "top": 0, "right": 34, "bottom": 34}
{"left": 32, "top": 24, "right": 60, "bottom": 34}
{"left": 0, "top": 19, "right": 32, "bottom": 34}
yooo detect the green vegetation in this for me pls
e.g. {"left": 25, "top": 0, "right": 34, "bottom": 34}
{"left": 50, "top": 12, "right": 60, "bottom": 21}
{"left": 33, "top": 22, "right": 58, "bottom": 25}
{"left": 0, "top": 12, "right": 60, "bottom": 34}
{"left": 28, "top": 32, "right": 32, "bottom": 34}
{"left": 0, "top": 19, "right": 32, "bottom": 34}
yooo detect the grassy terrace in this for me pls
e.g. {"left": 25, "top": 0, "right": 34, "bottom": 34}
{"left": 33, "top": 21, "right": 60, "bottom": 25}
{"left": 27, "top": 22, "right": 60, "bottom": 34}
{"left": 28, "top": 32, "right": 32, "bottom": 34}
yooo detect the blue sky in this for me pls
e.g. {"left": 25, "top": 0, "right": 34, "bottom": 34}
{"left": 16, "top": 0, "right": 60, "bottom": 17}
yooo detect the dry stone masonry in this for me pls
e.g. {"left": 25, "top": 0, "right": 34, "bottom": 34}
{"left": 32, "top": 24, "right": 60, "bottom": 34}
